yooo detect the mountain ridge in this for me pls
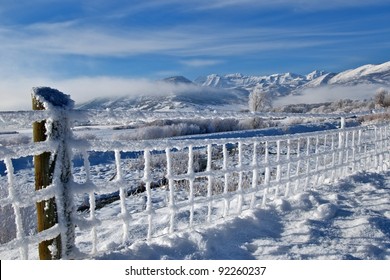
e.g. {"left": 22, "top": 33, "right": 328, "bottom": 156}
{"left": 78, "top": 61, "right": 390, "bottom": 111}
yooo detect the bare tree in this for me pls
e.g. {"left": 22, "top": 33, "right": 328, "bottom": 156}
{"left": 248, "top": 88, "right": 272, "bottom": 112}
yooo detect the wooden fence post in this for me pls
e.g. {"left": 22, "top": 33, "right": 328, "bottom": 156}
{"left": 32, "top": 87, "right": 74, "bottom": 260}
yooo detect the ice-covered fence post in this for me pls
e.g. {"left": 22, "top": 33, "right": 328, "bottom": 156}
{"left": 32, "top": 87, "right": 75, "bottom": 260}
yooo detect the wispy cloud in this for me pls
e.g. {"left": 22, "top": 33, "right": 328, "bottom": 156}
{"left": 274, "top": 84, "right": 389, "bottom": 106}
{"left": 0, "top": 75, "right": 205, "bottom": 110}
{"left": 113, "top": 0, "right": 390, "bottom": 12}
{"left": 200, "top": 0, "right": 389, "bottom": 10}
{"left": 1, "top": 17, "right": 387, "bottom": 94}
{"left": 0, "top": 22, "right": 354, "bottom": 59}
{"left": 0, "top": 0, "right": 387, "bottom": 66}
{"left": 180, "top": 59, "right": 223, "bottom": 67}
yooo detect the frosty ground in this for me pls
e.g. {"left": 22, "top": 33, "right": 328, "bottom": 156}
{"left": 87, "top": 170, "right": 390, "bottom": 260}
{"left": 1, "top": 118, "right": 390, "bottom": 260}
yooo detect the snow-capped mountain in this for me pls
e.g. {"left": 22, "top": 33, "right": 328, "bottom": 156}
{"left": 306, "top": 70, "right": 329, "bottom": 81}
{"left": 77, "top": 76, "right": 248, "bottom": 111}
{"left": 299, "top": 61, "right": 390, "bottom": 91}
{"left": 78, "top": 61, "right": 390, "bottom": 111}
{"left": 327, "top": 61, "right": 390, "bottom": 85}
{"left": 162, "top": 75, "right": 194, "bottom": 85}
{"left": 195, "top": 72, "right": 313, "bottom": 98}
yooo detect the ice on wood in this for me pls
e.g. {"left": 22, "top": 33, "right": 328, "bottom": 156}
{"left": 32, "top": 87, "right": 74, "bottom": 110}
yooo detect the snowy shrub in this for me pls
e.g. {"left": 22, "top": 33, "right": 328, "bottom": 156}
{"left": 238, "top": 117, "right": 269, "bottom": 130}
{"left": 360, "top": 113, "right": 390, "bottom": 123}
{"left": 274, "top": 99, "right": 375, "bottom": 114}
{"left": 114, "top": 118, "right": 258, "bottom": 141}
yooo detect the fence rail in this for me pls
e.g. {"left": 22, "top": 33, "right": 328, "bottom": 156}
{"left": 0, "top": 87, "right": 389, "bottom": 259}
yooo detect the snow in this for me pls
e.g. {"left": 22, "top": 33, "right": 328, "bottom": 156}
{"left": 1, "top": 104, "right": 390, "bottom": 260}
{"left": 90, "top": 170, "right": 390, "bottom": 260}
{"left": 32, "top": 87, "right": 74, "bottom": 110}
{"left": 198, "top": 72, "right": 307, "bottom": 92}
{"left": 306, "top": 70, "right": 328, "bottom": 81}
{"left": 328, "top": 61, "right": 390, "bottom": 85}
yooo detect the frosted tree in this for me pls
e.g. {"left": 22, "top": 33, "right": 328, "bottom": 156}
{"left": 247, "top": 88, "right": 272, "bottom": 129}
{"left": 248, "top": 88, "right": 272, "bottom": 112}
{"left": 374, "top": 88, "right": 390, "bottom": 108}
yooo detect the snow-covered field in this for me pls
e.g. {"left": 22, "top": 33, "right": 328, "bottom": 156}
{"left": 2, "top": 168, "right": 389, "bottom": 260}
{"left": 88, "top": 170, "right": 390, "bottom": 260}
{"left": 1, "top": 120, "right": 390, "bottom": 260}
{"left": 1, "top": 90, "right": 390, "bottom": 260}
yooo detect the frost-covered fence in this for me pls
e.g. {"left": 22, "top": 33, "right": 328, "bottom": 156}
{"left": 0, "top": 87, "right": 76, "bottom": 260}
{"left": 1, "top": 88, "right": 390, "bottom": 259}
{"left": 72, "top": 123, "right": 389, "bottom": 256}
{"left": 32, "top": 88, "right": 75, "bottom": 260}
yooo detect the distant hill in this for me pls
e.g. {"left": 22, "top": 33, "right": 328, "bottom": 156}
{"left": 78, "top": 61, "right": 390, "bottom": 111}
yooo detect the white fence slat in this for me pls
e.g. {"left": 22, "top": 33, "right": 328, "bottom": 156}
{"left": 187, "top": 145, "right": 195, "bottom": 228}
{"left": 207, "top": 144, "right": 213, "bottom": 223}
{"left": 223, "top": 143, "right": 230, "bottom": 217}
{"left": 82, "top": 150, "right": 97, "bottom": 254}
{"left": 143, "top": 149, "right": 153, "bottom": 240}
{"left": 250, "top": 142, "right": 258, "bottom": 209}
{"left": 4, "top": 157, "right": 28, "bottom": 260}
{"left": 166, "top": 148, "right": 175, "bottom": 234}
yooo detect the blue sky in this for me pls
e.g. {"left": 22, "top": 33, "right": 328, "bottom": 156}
{"left": 0, "top": 0, "right": 390, "bottom": 109}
